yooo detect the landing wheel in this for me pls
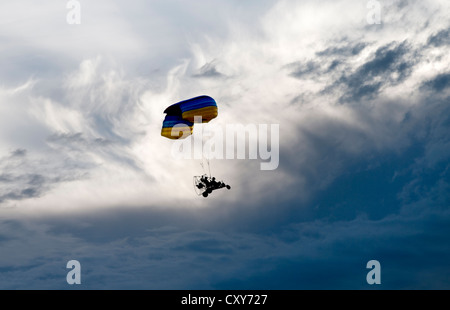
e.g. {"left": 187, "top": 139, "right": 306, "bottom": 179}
{"left": 202, "top": 192, "right": 208, "bottom": 198}
{"left": 226, "top": 185, "right": 231, "bottom": 190}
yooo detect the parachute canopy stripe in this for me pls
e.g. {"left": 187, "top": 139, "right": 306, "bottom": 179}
{"left": 161, "top": 114, "right": 193, "bottom": 139}
{"left": 161, "top": 95, "right": 218, "bottom": 139}
{"left": 182, "top": 105, "right": 218, "bottom": 123}
{"left": 161, "top": 126, "right": 193, "bottom": 139}
{"left": 164, "top": 95, "right": 217, "bottom": 112}
{"left": 162, "top": 115, "right": 193, "bottom": 128}
{"left": 177, "top": 95, "right": 217, "bottom": 111}
{"left": 179, "top": 100, "right": 217, "bottom": 111}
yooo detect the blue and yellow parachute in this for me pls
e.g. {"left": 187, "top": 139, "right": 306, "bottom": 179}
{"left": 161, "top": 95, "right": 218, "bottom": 139}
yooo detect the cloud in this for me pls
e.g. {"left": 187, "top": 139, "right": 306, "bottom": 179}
{"left": 421, "top": 72, "right": 450, "bottom": 92}
{"left": 427, "top": 27, "right": 450, "bottom": 47}
{"left": 0, "top": 146, "right": 92, "bottom": 206}
{"left": 334, "top": 40, "right": 417, "bottom": 101}
{"left": 0, "top": 0, "right": 449, "bottom": 289}
{"left": 287, "top": 60, "right": 321, "bottom": 79}
{"left": 192, "top": 61, "right": 226, "bottom": 79}
{"left": 316, "top": 42, "right": 368, "bottom": 57}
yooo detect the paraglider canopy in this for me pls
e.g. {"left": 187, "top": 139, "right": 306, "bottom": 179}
{"left": 161, "top": 95, "right": 218, "bottom": 139}
{"left": 163, "top": 103, "right": 182, "bottom": 116}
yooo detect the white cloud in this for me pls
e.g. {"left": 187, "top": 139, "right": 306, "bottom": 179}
{"left": 0, "top": 0, "right": 449, "bottom": 216}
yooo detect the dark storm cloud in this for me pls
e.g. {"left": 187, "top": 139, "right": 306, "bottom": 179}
{"left": 295, "top": 40, "right": 415, "bottom": 103}
{"left": 0, "top": 149, "right": 41, "bottom": 203}
{"left": 356, "top": 42, "right": 411, "bottom": 78}
{"left": 46, "top": 130, "right": 141, "bottom": 172}
{"left": 215, "top": 212, "right": 450, "bottom": 289}
{"left": 11, "top": 149, "right": 27, "bottom": 157}
{"left": 3, "top": 175, "right": 447, "bottom": 290}
{"left": 286, "top": 41, "right": 368, "bottom": 80}
{"left": 252, "top": 106, "right": 450, "bottom": 287}
{"left": 172, "top": 235, "right": 234, "bottom": 254}
{"left": 46, "top": 132, "right": 113, "bottom": 149}
{"left": 287, "top": 60, "right": 321, "bottom": 79}
{"left": 0, "top": 174, "right": 13, "bottom": 182}
{"left": 326, "top": 59, "right": 341, "bottom": 72}
{"left": 316, "top": 42, "right": 368, "bottom": 57}
{"left": 287, "top": 39, "right": 418, "bottom": 103}
{"left": 427, "top": 27, "right": 450, "bottom": 47}
{"left": 193, "top": 61, "right": 226, "bottom": 78}
{"left": 0, "top": 187, "right": 40, "bottom": 203}
{"left": 334, "top": 41, "right": 416, "bottom": 101}
{"left": 0, "top": 147, "right": 91, "bottom": 205}
{"left": 420, "top": 72, "right": 450, "bottom": 92}
{"left": 273, "top": 88, "right": 450, "bottom": 287}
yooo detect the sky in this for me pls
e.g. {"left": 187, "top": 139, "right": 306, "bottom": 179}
{"left": 0, "top": 0, "right": 449, "bottom": 289}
